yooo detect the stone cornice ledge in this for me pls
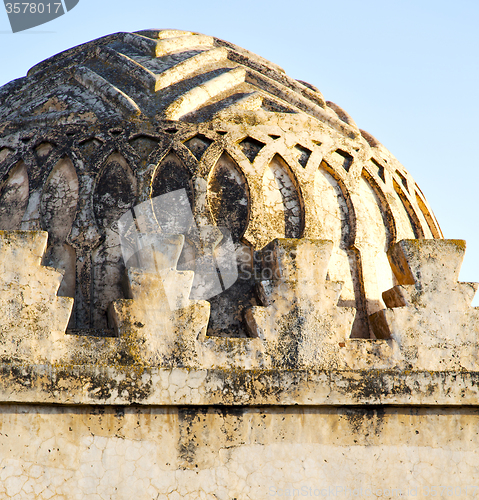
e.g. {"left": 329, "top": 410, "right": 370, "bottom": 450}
{"left": 1, "top": 365, "right": 478, "bottom": 406}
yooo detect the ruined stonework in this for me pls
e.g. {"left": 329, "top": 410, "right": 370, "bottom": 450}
{"left": 0, "top": 29, "right": 477, "bottom": 499}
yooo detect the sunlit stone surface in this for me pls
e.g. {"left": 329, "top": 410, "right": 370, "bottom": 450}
{"left": 0, "top": 29, "right": 476, "bottom": 499}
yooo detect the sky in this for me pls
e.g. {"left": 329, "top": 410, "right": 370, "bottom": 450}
{"left": 1, "top": 0, "right": 478, "bottom": 300}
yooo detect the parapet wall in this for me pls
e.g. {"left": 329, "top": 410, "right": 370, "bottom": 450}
{"left": 1, "top": 230, "right": 478, "bottom": 377}
{"left": 0, "top": 231, "right": 479, "bottom": 498}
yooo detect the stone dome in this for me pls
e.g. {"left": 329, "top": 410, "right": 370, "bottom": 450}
{"left": 0, "top": 29, "right": 441, "bottom": 339}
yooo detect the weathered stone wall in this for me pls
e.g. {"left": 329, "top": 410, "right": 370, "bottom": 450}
{"left": 0, "top": 231, "right": 478, "bottom": 500}
{"left": 1, "top": 405, "right": 478, "bottom": 499}
{"left": 0, "top": 29, "right": 476, "bottom": 500}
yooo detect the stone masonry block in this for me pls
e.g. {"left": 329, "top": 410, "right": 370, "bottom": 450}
{"left": 0, "top": 231, "right": 73, "bottom": 363}
{"left": 370, "top": 239, "right": 479, "bottom": 370}
{"left": 108, "top": 235, "right": 210, "bottom": 367}
{"left": 245, "top": 238, "right": 356, "bottom": 369}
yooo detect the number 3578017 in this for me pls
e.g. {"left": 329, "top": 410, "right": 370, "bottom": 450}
{"left": 5, "top": 3, "right": 62, "bottom": 14}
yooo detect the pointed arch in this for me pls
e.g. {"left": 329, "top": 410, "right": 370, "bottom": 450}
{"left": 262, "top": 154, "right": 304, "bottom": 239}
{"left": 314, "top": 161, "right": 370, "bottom": 338}
{"left": 151, "top": 151, "right": 193, "bottom": 208}
{"left": 41, "top": 157, "right": 79, "bottom": 244}
{"left": 0, "top": 160, "right": 29, "bottom": 230}
{"left": 93, "top": 153, "right": 137, "bottom": 231}
{"left": 208, "top": 152, "right": 249, "bottom": 242}
{"left": 354, "top": 171, "right": 397, "bottom": 316}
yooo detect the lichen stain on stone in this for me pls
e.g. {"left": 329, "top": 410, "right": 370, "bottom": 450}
{"left": 343, "top": 406, "right": 386, "bottom": 440}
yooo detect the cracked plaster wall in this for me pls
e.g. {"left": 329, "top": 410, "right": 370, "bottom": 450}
{"left": 0, "top": 405, "right": 477, "bottom": 499}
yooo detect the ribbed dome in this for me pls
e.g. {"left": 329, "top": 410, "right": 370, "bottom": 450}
{"left": 0, "top": 29, "right": 441, "bottom": 339}
{"left": 1, "top": 29, "right": 357, "bottom": 130}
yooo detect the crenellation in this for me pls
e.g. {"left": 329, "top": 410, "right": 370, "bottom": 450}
{"left": 370, "top": 239, "right": 479, "bottom": 370}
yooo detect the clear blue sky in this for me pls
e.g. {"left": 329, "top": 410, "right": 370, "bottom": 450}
{"left": 1, "top": 0, "right": 478, "bottom": 300}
